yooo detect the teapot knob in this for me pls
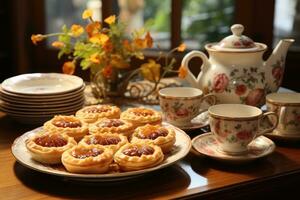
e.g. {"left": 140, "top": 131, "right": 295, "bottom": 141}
{"left": 231, "top": 24, "right": 244, "bottom": 36}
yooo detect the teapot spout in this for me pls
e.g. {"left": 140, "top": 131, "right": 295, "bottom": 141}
{"left": 265, "top": 39, "right": 294, "bottom": 93}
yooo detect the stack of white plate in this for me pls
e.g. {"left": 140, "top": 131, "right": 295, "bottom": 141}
{"left": 0, "top": 73, "right": 85, "bottom": 124}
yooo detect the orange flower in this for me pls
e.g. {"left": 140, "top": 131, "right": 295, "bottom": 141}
{"left": 85, "top": 21, "right": 101, "bottom": 37}
{"left": 104, "top": 15, "right": 116, "bottom": 25}
{"left": 31, "top": 34, "right": 45, "bottom": 45}
{"left": 102, "top": 65, "right": 113, "bottom": 78}
{"left": 178, "top": 65, "right": 187, "bottom": 79}
{"left": 145, "top": 32, "right": 153, "bottom": 48}
{"left": 89, "top": 53, "right": 101, "bottom": 64}
{"left": 70, "top": 24, "right": 84, "bottom": 37}
{"left": 177, "top": 43, "right": 186, "bottom": 52}
{"left": 123, "top": 39, "right": 132, "bottom": 51}
{"left": 89, "top": 33, "right": 109, "bottom": 45}
{"left": 82, "top": 9, "right": 93, "bottom": 19}
{"left": 51, "top": 41, "right": 65, "bottom": 48}
{"left": 103, "top": 40, "right": 113, "bottom": 52}
{"left": 111, "top": 54, "right": 130, "bottom": 69}
{"left": 133, "top": 38, "right": 147, "bottom": 49}
{"left": 62, "top": 61, "right": 76, "bottom": 75}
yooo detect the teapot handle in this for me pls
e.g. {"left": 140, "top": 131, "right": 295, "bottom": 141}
{"left": 181, "top": 51, "right": 209, "bottom": 88}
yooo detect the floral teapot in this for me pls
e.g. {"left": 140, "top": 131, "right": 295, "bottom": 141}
{"left": 181, "top": 24, "right": 294, "bottom": 107}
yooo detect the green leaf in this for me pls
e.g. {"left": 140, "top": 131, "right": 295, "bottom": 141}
{"left": 62, "top": 25, "right": 68, "bottom": 33}
{"left": 80, "top": 59, "right": 91, "bottom": 70}
{"left": 58, "top": 50, "right": 64, "bottom": 59}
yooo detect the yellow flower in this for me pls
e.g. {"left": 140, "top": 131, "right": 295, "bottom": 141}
{"left": 70, "top": 24, "right": 84, "bottom": 37}
{"left": 62, "top": 61, "right": 76, "bottom": 75}
{"left": 85, "top": 21, "right": 101, "bottom": 37}
{"left": 178, "top": 65, "right": 187, "bottom": 79}
{"left": 111, "top": 54, "right": 130, "bottom": 69}
{"left": 140, "top": 59, "right": 161, "bottom": 82}
{"left": 51, "top": 41, "right": 65, "bottom": 48}
{"left": 177, "top": 43, "right": 186, "bottom": 52}
{"left": 104, "top": 15, "right": 116, "bottom": 25}
{"left": 89, "top": 33, "right": 109, "bottom": 45}
{"left": 31, "top": 34, "right": 45, "bottom": 45}
{"left": 82, "top": 9, "right": 93, "bottom": 19}
{"left": 89, "top": 53, "right": 101, "bottom": 64}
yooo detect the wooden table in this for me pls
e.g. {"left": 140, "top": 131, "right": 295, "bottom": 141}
{"left": 1, "top": 111, "right": 300, "bottom": 200}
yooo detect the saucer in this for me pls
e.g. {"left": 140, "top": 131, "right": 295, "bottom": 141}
{"left": 176, "top": 111, "right": 209, "bottom": 131}
{"left": 192, "top": 132, "right": 275, "bottom": 163}
{"left": 264, "top": 130, "right": 300, "bottom": 141}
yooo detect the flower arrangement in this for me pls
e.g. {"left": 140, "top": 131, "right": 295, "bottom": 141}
{"left": 31, "top": 9, "right": 187, "bottom": 99}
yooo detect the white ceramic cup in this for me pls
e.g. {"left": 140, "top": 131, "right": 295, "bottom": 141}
{"left": 159, "top": 87, "right": 217, "bottom": 127}
{"left": 208, "top": 104, "right": 278, "bottom": 155}
{"left": 266, "top": 93, "right": 300, "bottom": 135}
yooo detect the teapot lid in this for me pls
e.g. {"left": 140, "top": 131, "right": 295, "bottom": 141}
{"left": 208, "top": 24, "right": 265, "bottom": 52}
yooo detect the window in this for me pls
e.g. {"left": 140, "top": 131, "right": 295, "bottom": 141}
{"left": 11, "top": 0, "right": 300, "bottom": 92}
{"left": 44, "top": 0, "right": 234, "bottom": 50}
{"left": 273, "top": 0, "right": 300, "bottom": 50}
{"left": 181, "top": 0, "right": 234, "bottom": 49}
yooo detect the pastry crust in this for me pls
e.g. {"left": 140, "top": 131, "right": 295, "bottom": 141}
{"left": 131, "top": 124, "right": 176, "bottom": 153}
{"left": 25, "top": 131, "right": 77, "bottom": 164}
{"left": 75, "top": 105, "right": 121, "bottom": 124}
{"left": 114, "top": 143, "right": 164, "bottom": 171}
{"left": 79, "top": 133, "right": 128, "bottom": 153}
{"left": 89, "top": 118, "right": 134, "bottom": 138}
{"left": 43, "top": 115, "right": 88, "bottom": 141}
{"left": 120, "top": 107, "right": 162, "bottom": 128}
{"left": 61, "top": 144, "right": 114, "bottom": 174}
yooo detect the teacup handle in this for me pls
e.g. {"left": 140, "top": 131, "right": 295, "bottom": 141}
{"left": 258, "top": 111, "right": 279, "bottom": 136}
{"left": 200, "top": 94, "right": 217, "bottom": 108}
{"left": 279, "top": 106, "right": 287, "bottom": 130}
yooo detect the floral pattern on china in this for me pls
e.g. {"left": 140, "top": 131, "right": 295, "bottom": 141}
{"left": 180, "top": 24, "right": 295, "bottom": 107}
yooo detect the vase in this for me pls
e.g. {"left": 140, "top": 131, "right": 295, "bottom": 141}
{"left": 89, "top": 69, "right": 133, "bottom": 99}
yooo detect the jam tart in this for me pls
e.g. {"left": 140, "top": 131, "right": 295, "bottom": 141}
{"left": 114, "top": 143, "right": 164, "bottom": 171}
{"left": 25, "top": 131, "right": 77, "bottom": 164}
{"left": 43, "top": 115, "right": 88, "bottom": 141}
{"left": 76, "top": 105, "right": 121, "bottom": 124}
{"left": 120, "top": 107, "right": 162, "bottom": 128}
{"left": 62, "top": 144, "right": 114, "bottom": 174}
{"left": 131, "top": 124, "right": 176, "bottom": 153}
{"left": 79, "top": 133, "right": 128, "bottom": 153}
{"left": 89, "top": 118, "right": 134, "bottom": 138}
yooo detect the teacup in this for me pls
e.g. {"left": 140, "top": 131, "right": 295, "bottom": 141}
{"left": 208, "top": 104, "right": 278, "bottom": 155}
{"left": 159, "top": 87, "right": 217, "bottom": 127}
{"left": 266, "top": 93, "right": 300, "bottom": 135}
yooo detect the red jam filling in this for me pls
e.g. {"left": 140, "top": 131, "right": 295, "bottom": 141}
{"left": 52, "top": 120, "right": 81, "bottom": 128}
{"left": 34, "top": 135, "right": 67, "bottom": 147}
{"left": 98, "top": 119, "right": 124, "bottom": 128}
{"left": 84, "top": 106, "right": 110, "bottom": 113}
{"left": 87, "top": 135, "right": 121, "bottom": 145}
{"left": 122, "top": 145, "right": 154, "bottom": 157}
{"left": 138, "top": 128, "right": 168, "bottom": 140}
{"left": 71, "top": 148, "right": 103, "bottom": 159}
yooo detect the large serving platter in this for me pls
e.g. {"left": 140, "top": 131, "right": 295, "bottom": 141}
{"left": 1, "top": 73, "right": 84, "bottom": 95}
{"left": 11, "top": 122, "right": 191, "bottom": 181}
